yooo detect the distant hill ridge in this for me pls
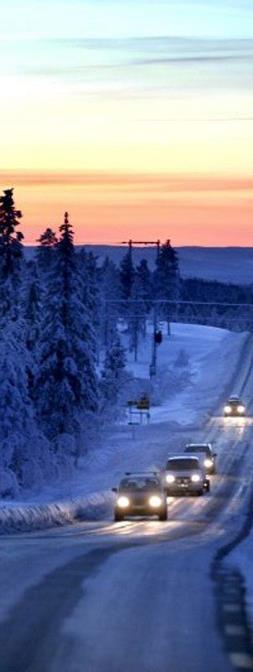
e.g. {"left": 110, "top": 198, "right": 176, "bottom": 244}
{"left": 24, "top": 245, "right": 253, "bottom": 285}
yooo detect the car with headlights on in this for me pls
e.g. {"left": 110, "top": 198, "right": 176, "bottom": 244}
{"left": 184, "top": 443, "right": 217, "bottom": 475}
{"left": 224, "top": 395, "right": 246, "bottom": 417}
{"left": 164, "top": 456, "right": 210, "bottom": 496}
{"left": 112, "top": 473, "right": 168, "bottom": 521}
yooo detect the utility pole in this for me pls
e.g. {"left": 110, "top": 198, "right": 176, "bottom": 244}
{"left": 150, "top": 302, "right": 158, "bottom": 377}
{"left": 121, "top": 239, "right": 160, "bottom": 260}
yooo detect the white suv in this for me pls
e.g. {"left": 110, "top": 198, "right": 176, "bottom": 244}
{"left": 164, "top": 456, "right": 210, "bottom": 496}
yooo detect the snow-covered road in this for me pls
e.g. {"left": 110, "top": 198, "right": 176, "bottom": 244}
{"left": 0, "top": 430, "right": 251, "bottom": 672}
{"left": 1, "top": 327, "right": 253, "bottom": 671}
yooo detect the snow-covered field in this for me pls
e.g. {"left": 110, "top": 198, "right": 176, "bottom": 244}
{"left": 0, "top": 322, "right": 248, "bottom": 533}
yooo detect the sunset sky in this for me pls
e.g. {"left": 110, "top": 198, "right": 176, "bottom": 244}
{"left": 1, "top": 0, "right": 253, "bottom": 245}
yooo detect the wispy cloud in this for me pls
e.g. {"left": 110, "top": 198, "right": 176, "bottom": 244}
{"left": 2, "top": 170, "right": 253, "bottom": 194}
{"left": 2, "top": 36, "right": 253, "bottom": 95}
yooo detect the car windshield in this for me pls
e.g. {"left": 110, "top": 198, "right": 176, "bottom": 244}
{"left": 166, "top": 458, "right": 199, "bottom": 471}
{"left": 185, "top": 446, "right": 210, "bottom": 455}
{"left": 120, "top": 477, "right": 160, "bottom": 491}
{"left": 229, "top": 399, "right": 242, "bottom": 405}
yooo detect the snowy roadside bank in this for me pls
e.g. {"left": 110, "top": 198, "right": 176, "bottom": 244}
{"left": 0, "top": 324, "right": 249, "bottom": 534}
{"left": 0, "top": 490, "right": 112, "bottom": 534}
{"left": 225, "top": 507, "right": 253, "bottom": 636}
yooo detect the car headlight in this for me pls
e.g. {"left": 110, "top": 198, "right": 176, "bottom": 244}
{"left": 238, "top": 405, "right": 245, "bottom": 413}
{"left": 204, "top": 459, "right": 213, "bottom": 468}
{"left": 224, "top": 405, "right": 232, "bottom": 413}
{"left": 191, "top": 473, "right": 201, "bottom": 483}
{"left": 166, "top": 474, "right": 175, "bottom": 484}
{"left": 117, "top": 496, "right": 130, "bottom": 509}
{"left": 149, "top": 495, "right": 162, "bottom": 508}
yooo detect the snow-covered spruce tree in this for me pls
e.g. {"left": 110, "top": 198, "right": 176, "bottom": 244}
{"left": 119, "top": 246, "right": 144, "bottom": 356}
{"left": 35, "top": 213, "right": 99, "bottom": 459}
{"left": 0, "top": 332, "right": 53, "bottom": 497}
{"left": 136, "top": 259, "right": 152, "bottom": 312}
{"left": 127, "top": 272, "right": 147, "bottom": 362}
{"left": 153, "top": 239, "right": 180, "bottom": 334}
{"left": 0, "top": 187, "right": 24, "bottom": 321}
{"left": 36, "top": 227, "right": 58, "bottom": 274}
{"left": 23, "top": 261, "right": 41, "bottom": 351}
{"left": 120, "top": 246, "right": 135, "bottom": 302}
{"left": 78, "top": 248, "right": 100, "bottom": 364}
{"left": 101, "top": 335, "right": 127, "bottom": 415}
{"left": 0, "top": 190, "right": 53, "bottom": 496}
{"left": 99, "top": 256, "right": 121, "bottom": 348}
{"left": 22, "top": 260, "right": 42, "bottom": 397}
{"left": 134, "top": 258, "right": 152, "bottom": 339}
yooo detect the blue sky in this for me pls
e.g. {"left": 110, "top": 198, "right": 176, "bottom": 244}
{"left": 1, "top": 1, "right": 253, "bottom": 40}
{"left": 1, "top": 0, "right": 253, "bottom": 245}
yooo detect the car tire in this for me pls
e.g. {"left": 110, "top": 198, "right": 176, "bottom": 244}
{"left": 159, "top": 509, "right": 168, "bottom": 521}
{"left": 114, "top": 512, "right": 124, "bottom": 522}
{"left": 197, "top": 489, "right": 204, "bottom": 496}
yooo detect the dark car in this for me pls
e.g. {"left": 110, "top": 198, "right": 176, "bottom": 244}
{"left": 164, "top": 456, "right": 210, "bottom": 496}
{"left": 112, "top": 473, "right": 168, "bottom": 521}
{"left": 224, "top": 396, "right": 246, "bottom": 417}
{"left": 184, "top": 443, "right": 217, "bottom": 474}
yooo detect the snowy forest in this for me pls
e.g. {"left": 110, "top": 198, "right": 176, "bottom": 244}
{"left": 0, "top": 188, "right": 181, "bottom": 498}
{"left": 0, "top": 188, "right": 251, "bottom": 498}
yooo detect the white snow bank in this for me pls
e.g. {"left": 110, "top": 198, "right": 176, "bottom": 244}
{"left": 0, "top": 490, "right": 113, "bottom": 534}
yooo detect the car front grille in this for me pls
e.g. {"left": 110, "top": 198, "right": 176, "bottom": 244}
{"left": 175, "top": 477, "right": 190, "bottom": 485}
{"left": 128, "top": 495, "right": 148, "bottom": 506}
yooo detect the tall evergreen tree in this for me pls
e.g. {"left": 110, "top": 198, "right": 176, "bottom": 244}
{"left": 153, "top": 239, "right": 180, "bottom": 334}
{"left": 21, "top": 261, "right": 42, "bottom": 398}
{"left": 99, "top": 256, "right": 121, "bottom": 347}
{"left": 136, "top": 259, "right": 152, "bottom": 309}
{"left": 36, "top": 227, "right": 58, "bottom": 273}
{"left": 101, "top": 335, "right": 126, "bottom": 411}
{"left": 78, "top": 249, "right": 100, "bottom": 362}
{"left": 35, "top": 213, "right": 99, "bottom": 453}
{"left": 135, "top": 258, "right": 152, "bottom": 337}
{"left": 120, "top": 247, "right": 135, "bottom": 302}
{"left": 0, "top": 188, "right": 24, "bottom": 320}
{"left": 119, "top": 246, "right": 142, "bottom": 356}
{"left": 23, "top": 262, "right": 41, "bottom": 353}
{"left": 0, "top": 330, "right": 52, "bottom": 497}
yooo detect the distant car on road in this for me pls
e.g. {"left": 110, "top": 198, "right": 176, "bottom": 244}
{"left": 164, "top": 456, "right": 210, "bottom": 496}
{"left": 112, "top": 473, "right": 168, "bottom": 521}
{"left": 224, "top": 395, "right": 246, "bottom": 417}
{"left": 184, "top": 443, "right": 217, "bottom": 475}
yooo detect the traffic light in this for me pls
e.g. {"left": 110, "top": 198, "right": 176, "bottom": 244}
{"left": 155, "top": 330, "right": 162, "bottom": 345}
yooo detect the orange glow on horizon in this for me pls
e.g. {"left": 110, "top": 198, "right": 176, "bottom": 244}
{"left": 1, "top": 170, "right": 252, "bottom": 247}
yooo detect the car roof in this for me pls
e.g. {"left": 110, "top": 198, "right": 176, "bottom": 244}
{"left": 124, "top": 471, "right": 159, "bottom": 477}
{"left": 121, "top": 474, "right": 160, "bottom": 481}
{"left": 228, "top": 395, "right": 240, "bottom": 400}
{"left": 120, "top": 475, "right": 161, "bottom": 487}
{"left": 167, "top": 455, "right": 200, "bottom": 462}
{"left": 185, "top": 443, "right": 211, "bottom": 449}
